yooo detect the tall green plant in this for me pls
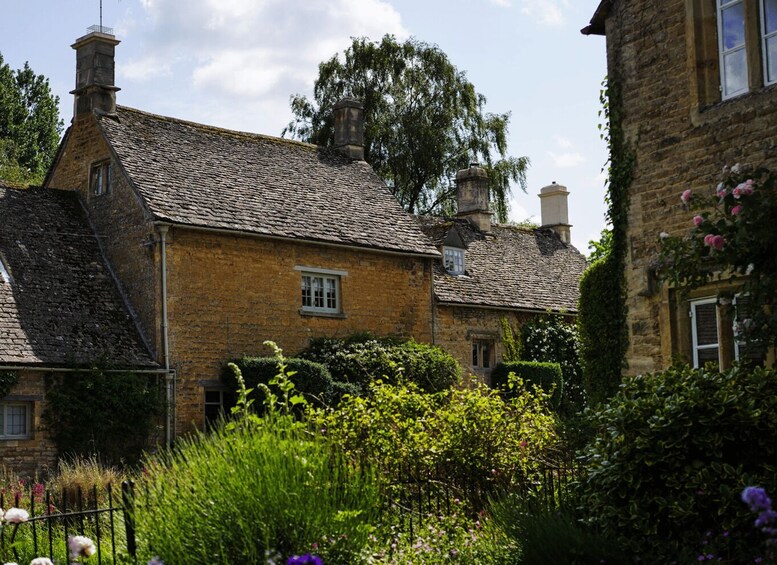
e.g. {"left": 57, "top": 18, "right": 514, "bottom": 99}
{"left": 500, "top": 317, "right": 521, "bottom": 362}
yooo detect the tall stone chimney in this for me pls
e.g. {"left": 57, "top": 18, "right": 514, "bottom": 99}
{"left": 333, "top": 97, "right": 364, "bottom": 160}
{"left": 71, "top": 27, "right": 120, "bottom": 117}
{"left": 539, "top": 182, "right": 572, "bottom": 243}
{"left": 456, "top": 163, "right": 491, "bottom": 232}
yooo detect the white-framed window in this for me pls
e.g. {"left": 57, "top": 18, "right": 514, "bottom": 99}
{"left": 295, "top": 266, "right": 347, "bottom": 315}
{"left": 691, "top": 298, "right": 720, "bottom": 367}
{"left": 0, "top": 402, "right": 31, "bottom": 440}
{"left": 443, "top": 247, "right": 465, "bottom": 275}
{"left": 472, "top": 339, "right": 494, "bottom": 370}
{"left": 719, "top": 0, "right": 750, "bottom": 99}
{"left": 90, "top": 161, "right": 112, "bottom": 196}
{"left": 762, "top": 0, "right": 777, "bottom": 84}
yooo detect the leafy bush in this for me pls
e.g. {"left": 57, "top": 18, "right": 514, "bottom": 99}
{"left": 44, "top": 370, "right": 162, "bottom": 466}
{"left": 491, "top": 361, "right": 563, "bottom": 409}
{"left": 488, "top": 496, "right": 627, "bottom": 565}
{"left": 299, "top": 334, "right": 460, "bottom": 393}
{"left": 222, "top": 356, "right": 357, "bottom": 408}
{"left": 309, "top": 378, "right": 558, "bottom": 507}
{"left": 577, "top": 256, "right": 626, "bottom": 404}
{"left": 577, "top": 364, "right": 777, "bottom": 560}
{"left": 519, "top": 314, "right": 583, "bottom": 411}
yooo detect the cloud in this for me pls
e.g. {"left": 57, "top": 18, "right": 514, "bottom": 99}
{"left": 548, "top": 151, "right": 585, "bottom": 168}
{"left": 488, "top": 0, "right": 512, "bottom": 7}
{"left": 553, "top": 135, "right": 573, "bottom": 149}
{"left": 519, "top": 0, "right": 569, "bottom": 26}
{"left": 118, "top": 0, "right": 407, "bottom": 112}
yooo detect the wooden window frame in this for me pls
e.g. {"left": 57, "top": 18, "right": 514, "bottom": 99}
{"left": 443, "top": 247, "right": 465, "bottom": 275}
{"left": 472, "top": 338, "right": 495, "bottom": 371}
{"left": 295, "top": 266, "right": 347, "bottom": 317}
{"left": 0, "top": 401, "right": 32, "bottom": 440}
{"left": 90, "top": 160, "right": 112, "bottom": 197}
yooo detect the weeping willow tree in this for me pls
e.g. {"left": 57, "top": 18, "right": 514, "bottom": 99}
{"left": 284, "top": 35, "right": 528, "bottom": 221}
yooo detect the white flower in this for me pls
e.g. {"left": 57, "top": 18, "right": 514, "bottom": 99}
{"left": 30, "top": 559, "right": 55, "bottom": 565}
{"left": 68, "top": 535, "right": 96, "bottom": 559}
{"left": 746, "top": 263, "right": 755, "bottom": 275}
{"left": 3, "top": 562, "right": 19, "bottom": 565}
{"left": 3, "top": 508, "right": 29, "bottom": 524}
{"left": 659, "top": 232, "right": 670, "bottom": 240}
{"left": 731, "top": 162, "right": 742, "bottom": 174}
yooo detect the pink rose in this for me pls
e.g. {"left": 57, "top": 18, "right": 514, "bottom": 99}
{"left": 693, "top": 215, "right": 704, "bottom": 226}
{"left": 731, "top": 205, "right": 743, "bottom": 216}
{"left": 716, "top": 183, "right": 728, "bottom": 197}
{"left": 704, "top": 234, "right": 715, "bottom": 246}
{"left": 711, "top": 235, "right": 726, "bottom": 250}
{"left": 733, "top": 187, "right": 743, "bottom": 198}
{"left": 681, "top": 189, "right": 692, "bottom": 204}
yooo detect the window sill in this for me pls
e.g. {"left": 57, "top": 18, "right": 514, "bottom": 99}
{"left": 693, "top": 82, "right": 777, "bottom": 126}
{"left": 299, "top": 309, "right": 347, "bottom": 319}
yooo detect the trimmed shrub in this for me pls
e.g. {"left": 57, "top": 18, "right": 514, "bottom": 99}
{"left": 491, "top": 361, "right": 563, "bottom": 409}
{"left": 577, "top": 256, "right": 627, "bottom": 404}
{"left": 223, "top": 356, "right": 357, "bottom": 408}
{"left": 577, "top": 364, "right": 777, "bottom": 561}
{"left": 299, "top": 334, "right": 460, "bottom": 393}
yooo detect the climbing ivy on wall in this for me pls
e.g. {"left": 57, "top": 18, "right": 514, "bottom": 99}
{"left": 577, "top": 75, "right": 633, "bottom": 405}
{"left": 0, "top": 370, "right": 18, "bottom": 398}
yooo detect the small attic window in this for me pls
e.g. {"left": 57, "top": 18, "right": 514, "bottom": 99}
{"left": 443, "top": 247, "right": 465, "bottom": 275}
{"left": 90, "top": 161, "right": 112, "bottom": 196}
{"left": 0, "top": 256, "right": 11, "bottom": 284}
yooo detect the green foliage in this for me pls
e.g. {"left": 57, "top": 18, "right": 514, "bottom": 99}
{"left": 299, "top": 334, "right": 460, "bottom": 394}
{"left": 308, "top": 379, "right": 558, "bottom": 506}
{"left": 491, "top": 361, "right": 563, "bottom": 410}
{"left": 0, "top": 53, "right": 63, "bottom": 185}
{"left": 519, "top": 314, "right": 584, "bottom": 411}
{"left": 223, "top": 356, "right": 356, "bottom": 409}
{"left": 587, "top": 228, "right": 613, "bottom": 262}
{"left": 43, "top": 370, "right": 163, "bottom": 466}
{"left": 0, "top": 370, "right": 18, "bottom": 398}
{"left": 659, "top": 164, "right": 777, "bottom": 353}
{"left": 577, "top": 257, "right": 625, "bottom": 405}
{"left": 577, "top": 365, "right": 777, "bottom": 560}
{"left": 488, "top": 497, "right": 627, "bottom": 565}
{"left": 284, "top": 35, "right": 529, "bottom": 221}
{"left": 577, "top": 75, "right": 632, "bottom": 405}
{"left": 500, "top": 317, "right": 522, "bottom": 362}
{"left": 135, "top": 422, "right": 379, "bottom": 564}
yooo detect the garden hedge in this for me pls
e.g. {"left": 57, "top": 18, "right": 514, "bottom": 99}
{"left": 491, "top": 361, "right": 563, "bottom": 409}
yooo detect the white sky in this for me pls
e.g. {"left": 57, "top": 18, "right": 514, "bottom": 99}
{"left": 1, "top": 0, "right": 608, "bottom": 253}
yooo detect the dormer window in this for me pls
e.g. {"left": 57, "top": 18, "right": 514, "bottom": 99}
{"left": 444, "top": 247, "right": 465, "bottom": 275}
{"left": 90, "top": 161, "right": 112, "bottom": 196}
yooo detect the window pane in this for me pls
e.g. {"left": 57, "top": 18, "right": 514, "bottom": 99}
{"left": 766, "top": 35, "right": 777, "bottom": 83}
{"left": 472, "top": 343, "right": 479, "bottom": 367}
{"left": 313, "top": 277, "right": 324, "bottom": 307}
{"left": 765, "top": 0, "right": 777, "bottom": 33}
{"left": 723, "top": 48, "right": 749, "bottom": 96}
{"left": 482, "top": 342, "right": 491, "bottom": 368}
{"left": 325, "top": 278, "right": 337, "bottom": 309}
{"left": 205, "top": 390, "right": 222, "bottom": 404}
{"left": 698, "top": 347, "right": 720, "bottom": 366}
{"left": 0, "top": 406, "right": 4, "bottom": 436}
{"left": 722, "top": 3, "right": 746, "bottom": 50}
{"left": 695, "top": 303, "right": 719, "bottom": 346}
{"left": 301, "top": 276, "right": 312, "bottom": 307}
{"left": 7, "top": 405, "right": 26, "bottom": 436}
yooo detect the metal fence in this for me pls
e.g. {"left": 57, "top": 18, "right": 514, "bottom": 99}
{"left": 0, "top": 481, "right": 137, "bottom": 565}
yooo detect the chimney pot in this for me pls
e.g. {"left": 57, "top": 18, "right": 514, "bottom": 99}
{"left": 539, "top": 182, "right": 572, "bottom": 243}
{"left": 333, "top": 97, "right": 365, "bottom": 160}
{"left": 456, "top": 164, "right": 491, "bottom": 232}
{"left": 71, "top": 30, "right": 120, "bottom": 118}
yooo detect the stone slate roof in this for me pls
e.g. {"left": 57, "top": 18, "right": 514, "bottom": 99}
{"left": 97, "top": 107, "right": 438, "bottom": 257}
{"left": 417, "top": 217, "right": 587, "bottom": 312}
{"left": 0, "top": 185, "right": 157, "bottom": 368}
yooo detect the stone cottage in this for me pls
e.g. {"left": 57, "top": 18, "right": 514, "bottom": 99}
{"left": 0, "top": 29, "right": 586, "bottom": 472}
{"left": 584, "top": 0, "right": 777, "bottom": 373}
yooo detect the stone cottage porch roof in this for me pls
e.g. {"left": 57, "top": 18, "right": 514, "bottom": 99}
{"left": 96, "top": 106, "right": 439, "bottom": 257}
{"left": 0, "top": 184, "right": 157, "bottom": 368}
{"left": 417, "top": 217, "right": 587, "bottom": 312}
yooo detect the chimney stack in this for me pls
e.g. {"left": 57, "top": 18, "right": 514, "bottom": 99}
{"left": 333, "top": 97, "right": 364, "bottom": 160}
{"left": 456, "top": 163, "right": 491, "bottom": 232}
{"left": 71, "top": 27, "right": 120, "bottom": 117}
{"left": 539, "top": 182, "right": 571, "bottom": 243}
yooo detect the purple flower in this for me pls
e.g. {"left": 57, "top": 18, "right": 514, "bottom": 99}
{"left": 693, "top": 215, "right": 704, "bottom": 226}
{"left": 731, "top": 205, "right": 743, "bottom": 216}
{"left": 681, "top": 189, "right": 693, "bottom": 204}
{"left": 742, "top": 487, "right": 772, "bottom": 513}
{"left": 287, "top": 555, "right": 323, "bottom": 565}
